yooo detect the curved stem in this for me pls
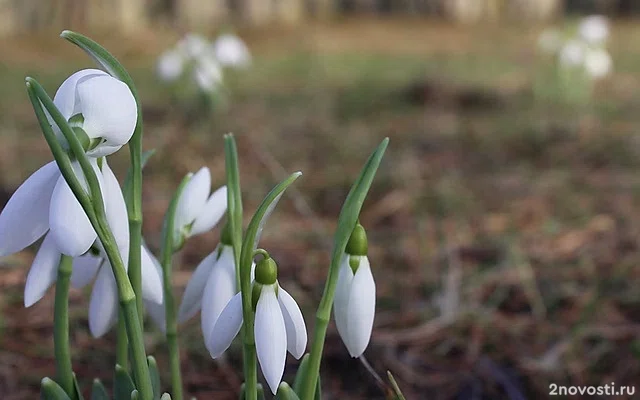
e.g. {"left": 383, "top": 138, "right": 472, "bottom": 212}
{"left": 54, "top": 255, "right": 76, "bottom": 400}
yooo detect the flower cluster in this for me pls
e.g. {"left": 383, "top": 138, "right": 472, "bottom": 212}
{"left": 156, "top": 33, "right": 251, "bottom": 95}
{"left": 538, "top": 15, "right": 612, "bottom": 80}
{"left": 5, "top": 31, "right": 392, "bottom": 400}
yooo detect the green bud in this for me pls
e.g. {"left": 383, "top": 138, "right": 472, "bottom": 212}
{"left": 349, "top": 255, "right": 361, "bottom": 274}
{"left": 67, "top": 114, "right": 90, "bottom": 151}
{"left": 345, "top": 222, "right": 368, "bottom": 256}
{"left": 255, "top": 254, "right": 278, "bottom": 285}
{"left": 220, "top": 220, "right": 232, "bottom": 246}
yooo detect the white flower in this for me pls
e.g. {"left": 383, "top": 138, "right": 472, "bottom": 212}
{"left": 584, "top": 48, "right": 612, "bottom": 79}
{"left": 157, "top": 49, "right": 185, "bottom": 82}
{"left": 142, "top": 245, "right": 168, "bottom": 332}
{"left": 334, "top": 254, "right": 376, "bottom": 358}
{"left": 207, "top": 281, "right": 307, "bottom": 394}
{"left": 578, "top": 15, "right": 609, "bottom": 45}
{"left": 537, "top": 29, "right": 562, "bottom": 54}
{"left": 18, "top": 161, "right": 162, "bottom": 337}
{"left": 212, "top": 34, "right": 252, "bottom": 68}
{"left": 52, "top": 69, "right": 137, "bottom": 157}
{"left": 178, "top": 34, "right": 210, "bottom": 59}
{"left": 0, "top": 158, "right": 108, "bottom": 258}
{"left": 174, "top": 167, "right": 227, "bottom": 243}
{"left": 193, "top": 55, "right": 224, "bottom": 92}
{"left": 559, "top": 40, "right": 586, "bottom": 68}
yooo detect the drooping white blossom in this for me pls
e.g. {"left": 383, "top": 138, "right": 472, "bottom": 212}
{"left": 156, "top": 49, "right": 185, "bottom": 82}
{"left": 212, "top": 34, "right": 252, "bottom": 68}
{"left": 584, "top": 48, "right": 612, "bottom": 78}
{"left": 578, "top": 15, "right": 609, "bottom": 45}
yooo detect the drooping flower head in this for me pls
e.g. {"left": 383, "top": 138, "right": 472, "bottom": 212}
{"left": 173, "top": 166, "right": 227, "bottom": 247}
{"left": 206, "top": 253, "right": 307, "bottom": 394}
{"left": 212, "top": 34, "right": 252, "bottom": 69}
{"left": 334, "top": 222, "right": 376, "bottom": 358}
{"left": 584, "top": 47, "right": 612, "bottom": 79}
{"left": 578, "top": 15, "right": 609, "bottom": 45}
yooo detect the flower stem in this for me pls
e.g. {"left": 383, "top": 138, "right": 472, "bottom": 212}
{"left": 159, "top": 175, "right": 190, "bottom": 400}
{"left": 53, "top": 255, "right": 76, "bottom": 400}
{"left": 116, "top": 311, "right": 129, "bottom": 368}
{"left": 127, "top": 149, "right": 144, "bottom": 330}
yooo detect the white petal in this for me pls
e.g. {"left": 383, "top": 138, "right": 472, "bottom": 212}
{"left": 207, "top": 292, "right": 243, "bottom": 358}
{"left": 174, "top": 167, "right": 211, "bottom": 236}
{"left": 191, "top": 185, "right": 227, "bottom": 236}
{"left": 141, "top": 245, "right": 163, "bottom": 304}
{"left": 77, "top": 75, "right": 137, "bottom": 153}
{"left": 345, "top": 256, "right": 376, "bottom": 358}
{"left": 255, "top": 285, "right": 287, "bottom": 395}
{"left": 201, "top": 246, "right": 236, "bottom": 344}
{"left": 0, "top": 161, "right": 59, "bottom": 256}
{"left": 49, "top": 160, "right": 104, "bottom": 256}
{"left": 177, "top": 249, "right": 217, "bottom": 323}
{"left": 49, "top": 177, "right": 96, "bottom": 256}
{"left": 88, "top": 263, "right": 119, "bottom": 337}
{"left": 101, "top": 161, "right": 130, "bottom": 260}
{"left": 53, "top": 69, "right": 109, "bottom": 119}
{"left": 277, "top": 287, "right": 307, "bottom": 359}
{"left": 333, "top": 254, "right": 354, "bottom": 348}
{"left": 212, "top": 34, "right": 251, "bottom": 68}
{"left": 193, "top": 56, "right": 223, "bottom": 91}
{"left": 70, "top": 255, "right": 102, "bottom": 288}
{"left": 24, "top": 234, "right": 61, "bottom": 307}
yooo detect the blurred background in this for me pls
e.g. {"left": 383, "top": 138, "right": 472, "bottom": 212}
{"left": 1, "top": 0, "right": 640, "bottom": 399}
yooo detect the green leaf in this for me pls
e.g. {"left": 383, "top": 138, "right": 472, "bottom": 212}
{"left": 223, "top": 134, "right": 243, "bottom": 264}
{"left": 41, "top": 377, "right": 72, "bottom": 400}
{"left": 59, "top": 30, "right": 138, "bottom": 99}
{"left": 274, "top": 382, "right": 301, "bottom": 400}
{"left": 147, "top": 356, "right": 161, "bottom": 400}
{"left": 239, "top": 383, "right": 265, "bottom": 400}
{"left": 161, "top": 173, "right": 191, "bottom": 257}
{"left": 114, "top": 365, "right": 136, "bottom": 400}
{"left": 90, "top": 379, "right": 109, "bottom": 400}
{"left": 387, "top": 371, "right": 406, "bottom": 400}
{"left": 72, "top": 374, "right": 85, "bottom": 400}
{"left": 292, "top": 354, "right": 309, "bottom": 394}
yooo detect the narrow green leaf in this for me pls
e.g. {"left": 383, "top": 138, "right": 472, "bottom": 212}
{"left": 59, "top": 30, "right": 137, "bottom": 98}
{"left": 41, "top": 377, "right": 72, "bottom": 400}
{"left": 114, "top": 365, "right": 136, "bottom": 400}
{"left": 387, "top": 371, "right": 406, "bottom": 400}
{"left": 223, "top": 134, "right": 243, "bottom": 263}
{"left": 292, "top": 354, "right": 309, "bottom": 394}
{"left": 275, "top": 382, "right": 301, "bottom": 400}
{"left": 147, "top": 356, "right": 161, "bottom": 400}
{"left": 239, "top": 383, "right": 265, "bottom": 400}
{"left": 90, "top": 380, "right": 109, "bottom": 400}
{"left": 72, "top": 374, "right": 85, "bottom": 400}
{"left": 257, "top": 384, "right": 265, "bottom": 400}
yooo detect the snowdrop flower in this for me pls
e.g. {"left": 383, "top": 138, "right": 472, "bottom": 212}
{"left": 559, "top": 40, "right": 586, "bottom": 68}
{"left": 0, "top": 158, "right": 106, "bottom": 259}
{"left": 334, "top": 223, "right": 375, "bottom": 358}
{"left": 178, "top": 33, "right": 210, "bottom": 59}
{"left": 579, "top": 15, "right": 609, "bottom": 45}
{"left": 193, "top": 55, "right": 224, "bottom": 92}
{"left": 212, "top": 34, "right": 252, "bottom": 68}
{"left": 52, "top": 69, "right": 137, "bottom": 157}
{"left": 174, "top": 167, "right": 227, "bottom": 246}
{"left": 157, "top": 49, "right": 185, "bottom": 82}
{"left": 537, "top": 29, "right": 562, "bottom": 54}
{"left": 584, "top": 48, "right": 612, "bottom": 79}
{"left": 143, "top": 245, "right": 168, "bottom": 332}
{"left": 206, "top": 254, "right": 307, "bottom": 394}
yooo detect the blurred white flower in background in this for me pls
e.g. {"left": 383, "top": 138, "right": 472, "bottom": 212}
{"left": 578, "top": 15, "right": 609, "bottom": 45}
{"left": 156, "top": 49, "right": 184, "bottom": 82}
{"left": 584, "top": 48, "right": 612, "bottom": 78}
{"left": 558, "top": 39, "right": 586, "bottom": 68}
{"left": 193, "top": 54, "right": 224, "bottom": 92}
{"left": 212, "top": 34, "right": 252, "bottom": 68}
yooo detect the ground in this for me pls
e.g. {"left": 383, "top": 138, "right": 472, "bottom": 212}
{"left": 1, "top": 19, "right": 640, "bottom": 399}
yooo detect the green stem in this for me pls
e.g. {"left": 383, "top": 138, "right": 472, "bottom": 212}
{"left": 116, "top": 312, "right": 129, "bottom": 368}
{"left": 159, "top": 175, "right": 190, "bottom": 400}
{"left": 53, "top": 255, "right": 76, "bottom": 400}
{"left": 127, "top": 136, "right": 144, "bottom": 331}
